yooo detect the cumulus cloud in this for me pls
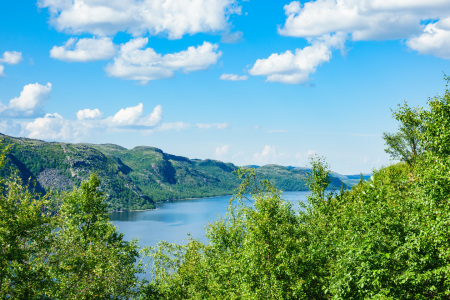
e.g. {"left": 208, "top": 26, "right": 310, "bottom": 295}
{"left": 249, "top": 33, "right": 346, "bottom": 84}
{"left": 278, "top": 0, "right": 450, "bottom": 58}
{"left": 50, "top": 37, "right": 117, "bottom": 62}
{"left": 38, "top": 0, "right": 241, "bottom": 39}
{"left": 20, "top": 103, "right": 163, "bottom": 140}
{"left": 76, "top": 108, "right": 102, "bottom": 120}
{"left": 109, "top": 103, "right": 145, "bottom": 126}
{"left": 105, "top": 38, "right": 222, "bottom": 83}
{"left": 140, "top": 104, "right": 163, "bottom": 126}
{"left": 7, "top": 98, "right": 229, "bottom": 142}
{"left": 220, "top": 73, "right": 248, "bottom": 81}
{"left": 24, "top": 113, "right": 79, "bottom": 140}
{"left": 247, "top": 0, "right": 450, "bottom": 85}
{"left": 0, "top": 51, "right": 23, "bottom": 64}
{"left": 0, "top": 51, "right": 23, "bottom": 76}
{"left": 106, "top": 103, "right": 163, "bottom": 127}
{"left": 407, "top": 18, "right": 450, "bottom": 59}
{"left": 1, "top": 83, "right": 52, "bottom": 117}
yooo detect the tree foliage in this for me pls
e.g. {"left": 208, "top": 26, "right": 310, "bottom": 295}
{"left": 49, "top": 173, "right": 143, "bottom": 299}
{"left": 0, "top": 143, "right": 55, "bottom": 298}
{"left": 383, "top": 100, "right": 424, "bottom": 167}
{"left": 0, "top": 141, "right": 144, "bottom": 299}
{"left": 145, "top": 78, "right": 450, "bottom": 299}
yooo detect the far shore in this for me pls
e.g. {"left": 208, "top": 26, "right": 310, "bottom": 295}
{"left": 109, "top": 194, "right": 234, "bottom": 214}
{"left": 109, "top": 189, "right": 313, "bottom": 214}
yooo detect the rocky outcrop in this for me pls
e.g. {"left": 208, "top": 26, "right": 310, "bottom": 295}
{"left": 37, "top": 169, "right": 74, "bottom": 191}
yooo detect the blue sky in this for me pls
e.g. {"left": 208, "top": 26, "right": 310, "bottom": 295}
{"left": 1, "top": 0, "right": 450, "bottom": 174}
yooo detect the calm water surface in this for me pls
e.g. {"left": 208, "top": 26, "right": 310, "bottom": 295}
{"left": 110, "top": 191, "right": 310, "bottom": 248}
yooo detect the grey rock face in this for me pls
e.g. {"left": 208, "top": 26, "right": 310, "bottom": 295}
{"left": 37, "top": 169, "right": 74, "bottom": 191}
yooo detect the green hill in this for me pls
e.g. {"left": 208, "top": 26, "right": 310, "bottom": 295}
{"left": 0, "top": 133, "right": 351, "bottom": 212}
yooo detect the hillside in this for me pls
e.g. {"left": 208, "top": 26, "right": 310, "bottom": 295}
{"left": 0, "top": 133, "right": 352, "bottom": 211}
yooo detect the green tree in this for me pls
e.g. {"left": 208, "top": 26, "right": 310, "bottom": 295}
{"left": 383, "top": 100, "right": 424, "bottom": 168}
{"left": 421, "top": 76, "right": 450, "bottom": 157}
{"left": 49, "top": 173, "right": 144, "bottom": 299}
{"left": 0, "top": 142, "right": 55, "bottom": 298}
{"left": 306, "top": 155, "right": 332, "bottom": 205}
{"left": 144, "top": 168, "right": 309, "bottom": 299}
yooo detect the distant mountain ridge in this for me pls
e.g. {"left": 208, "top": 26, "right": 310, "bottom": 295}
{"left": 0, "top": 133, "right": 360, "bottom": 212}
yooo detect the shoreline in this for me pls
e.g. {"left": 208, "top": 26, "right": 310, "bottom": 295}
{"left": 109, "top": 190, "right": 313, "bottom": 214}
{"left": 109, "top": 193, "right": 235, "bottom": 214}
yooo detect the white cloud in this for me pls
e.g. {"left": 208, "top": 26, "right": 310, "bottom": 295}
{"left": 215, "top": 145, "right": 229, "bottom": 158}
{"left": 140, "top": 104, "right": 163, "bottom": 126}
{"left": 38, "top": 0, "right": 240, "bottom": 39}
{"left": 220, "top": 73, "right": 248, "bottom": 81}
{"left": 50, "top": 37, "right": 117, "bottom": 62}
{"left": 20, "top": 103, "right": 162, "bottom": 141}
{"left": 217, "top": 123, "right": 230, "bottom": 129}
{"left": 108, "top": 103, "right": 144, "bottom": 126}
{"left": 407, "top": 18, "right": 450, "bottom": 59}
{"left": 253, "top": 145, "right": 287, "bottom": 165}
{"left": 106, "top": 103, "right": 163, "bottom": 127}
{"left": 1, "top": 97, "right": 229, "bottom": 141}
{"left": 24, "top": 113, "right": 79, "bottom": 140}
{"left": 197, "top": 122, "right": 229, "bottom": 129}
{"left": 0, "top": 51, "right": 23, "bottom": 76}
{"left": 105, "top": 38, "right": 222, "bottom": 83}
{"left": 157, "top": 122, "right": 192, "bottom": 131}
{"left": 279, "top": 0, "right": 450, "bottom": 58}
{"left": 2, "top": 83, "right": 52, "bottom": 117}
{"left": 76, "top": 108, "right": 102, "bottom": 120}
{"left": 249, "top": 33, "right": 346, "bottom": 84}
{"left": 0, "top": 51, "right": 23, "bottom": 64}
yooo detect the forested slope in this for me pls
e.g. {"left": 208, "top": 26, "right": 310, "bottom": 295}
{"left": 0, "top": 134, "right": 349, "bottom": 211}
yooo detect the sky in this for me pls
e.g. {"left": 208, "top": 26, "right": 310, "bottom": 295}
{"left": 1, "top": 0, "right": 450, "bottom": 174}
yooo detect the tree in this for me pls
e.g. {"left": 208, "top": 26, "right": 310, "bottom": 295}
{"left": 382, "top": 100, "right": 424, "bottom": 168}
{"left": 49, "top": 173, "right": 144, "bottom": 299}
{"left": 305, "top": 155, "right": 332, "bottom": 205}
{"left": 420, "top": 75, "right": 450, "bottom": 157}
{"left": 0, "top": 141, "right": 146, "bottom": 298}
{"left": 144, "top": 168, "right": 309, "bottom": 299}
{"left": 0, "top": 142, "right": 55, "bottom": 298}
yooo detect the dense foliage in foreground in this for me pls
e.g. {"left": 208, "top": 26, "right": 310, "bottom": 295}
{"left": 143, "top": 80, "right": 450, "bottom": 299}
{"left": 3, "top": 79, "right": 450, "bottom": 298}
{"left": 0, "top": 153, "right": 144, "bottom": 298}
